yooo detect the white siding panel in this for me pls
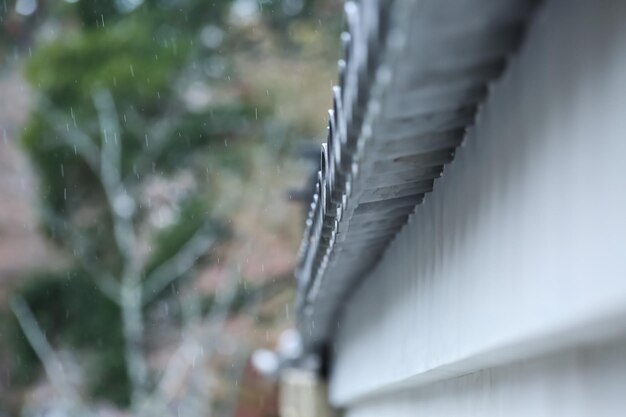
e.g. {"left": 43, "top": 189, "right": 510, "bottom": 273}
{"left": 345, "top": 338, "right": 626, "bottom": 417}
{"left": 331, "top": 0, "right": 626, "bottom": 407}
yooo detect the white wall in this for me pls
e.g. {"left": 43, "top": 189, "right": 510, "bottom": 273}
{"left": 330, "top": 0, "right": 626, "bottom": 412}
{"left": 345, "top": 337, "right": 626, "bottom": 417}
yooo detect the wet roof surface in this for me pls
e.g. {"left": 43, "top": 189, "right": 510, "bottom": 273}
{"left": 295, "top": 0, "right": 539, "bottom": 354}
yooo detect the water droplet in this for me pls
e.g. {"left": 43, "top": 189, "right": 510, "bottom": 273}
{"left": 70, "top": 107, "right": 77, "bottom": 128}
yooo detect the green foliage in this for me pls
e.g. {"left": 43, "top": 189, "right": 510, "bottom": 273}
{"left": 18, "top": 0, "right": 258, "bottom": 271}
{"left": 73, "top": 0, "right": 233, "bottom": 30}
{"left": 154, "top": 103, "right": 262, "bottom": 173}
{"left": 9, "top": 271, "right": 130, "bottom": 405}
{"left": 19, "top": 1, "right": 264, "bottom": 216}
{"left": 25, "top": 17, "right": 186, "bottom": 108}
{"left": 260, "top": 0, "right": 317, "bottom": 30}
{"left": 74, "top": 0, "right": 126, "bottom": 27}
{"left": 144, "top": 199, "right": 209, "bottom": 276}
{"left": 20, "top": 16, "right": 191, "bottom": 245}
{"left": 230, "top": 281, "right": 256, "bottom": 313}
{"left": 88, "top": 347, "right": 131, "bottom": 405}
{"left": 10, "top": 0, "right": 319, "bottom": 408}
{"left": 21, "top": 112, "right": 97, "bottom": 219}
{"left": 142, "top": 198, "right": 230, "bottom": 301}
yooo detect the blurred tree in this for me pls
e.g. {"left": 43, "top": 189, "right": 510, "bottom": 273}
{"left": 4, "top": 0, "right": 339, "bottom": 414}
{"left": 13, "top": 0, "right": 262, "bottom": 411}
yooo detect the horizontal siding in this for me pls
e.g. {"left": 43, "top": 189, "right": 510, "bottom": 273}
{"left": 331, "top": 0, "right": 626, "bottom": 407}
{"left": 346, "top": 337, "right": 626, "bottom": 417}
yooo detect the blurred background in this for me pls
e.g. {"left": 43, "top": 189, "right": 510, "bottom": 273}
{"left": 0, "top": 0, "right": 340, "bottom": 415}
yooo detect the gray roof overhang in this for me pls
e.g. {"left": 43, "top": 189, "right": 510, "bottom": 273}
{"left": 295, "top": 0, "right": 540, "bottom": 356}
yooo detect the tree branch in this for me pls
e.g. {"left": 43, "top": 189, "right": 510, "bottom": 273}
{"left": 90, "top": 89, "right": 148, "bottom": 406}
{"left": 40, "top": 208, "right": 122, "bottom": 304}
{"left": 93, "top": 89, "right": 123, "bottom": 191}
{"left": 139, "top": 271, "right": 292, "bottom": 415}
{"left": 122, "top": 104, "right": 185, "bottom": 184}
{"left": 91, "top": 90, "right": 138, "bottom": 261}
{"left": 142, "top": 225, "right": 216, "bottom": 305}
{"left": 138, "top": 266, "right": 241, "bottom": 413}
{"left": 10, "top": 296, "right": 94, "bottom": 416}
{"left": 38, "top": 95, "right": 101, "bottom": 172}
